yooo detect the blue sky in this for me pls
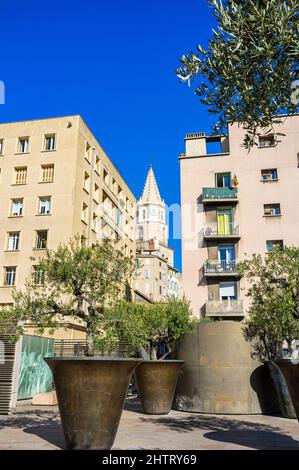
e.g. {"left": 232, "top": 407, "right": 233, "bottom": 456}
{"left": 0, "top": 0, "right": 216, "bottom": 270}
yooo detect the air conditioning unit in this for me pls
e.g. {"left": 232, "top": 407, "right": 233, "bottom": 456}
{"left": 204, "top": 226, "right": 213, "bottom": 236}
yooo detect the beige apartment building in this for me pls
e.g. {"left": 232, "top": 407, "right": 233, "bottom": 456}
{"left": 0, "top": 115, "right": 136, "bottom": 338}
{"left": 135, "top": 166, "right": 182, "bottom": 302}
{"left": 180, "top": 114, "right": 299, "bottom": 318}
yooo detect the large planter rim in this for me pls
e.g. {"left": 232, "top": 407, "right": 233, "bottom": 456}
{"left": 138, "top": 360, "right": 184, "bottom": 364}
{"left": 44, "top": 356, "right": 141, "bottom": 362}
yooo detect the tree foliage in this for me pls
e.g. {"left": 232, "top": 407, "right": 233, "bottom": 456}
{"left": 0, "top": 237, "right": 135, "bottom": 355}
{"left": 237, "top": 247, "right": 299, "bottom": 361}
{"left": 104, "top": 297, "right": 196, "bottom": 360}
{"left": 177, "top": 0, "right": 299, "bottom": 147}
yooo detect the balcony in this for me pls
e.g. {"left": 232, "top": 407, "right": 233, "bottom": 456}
{"left": 202, "top": 187, "right": 238, "bottom": 204}
{"left": 202, "top": 224, "right": 240, "bottom": 240}
{"left": 204, "top": 260, "right": 239, "bottom": 277}
{"left": 205, "top": 299, "right": 244, "bottom": 317}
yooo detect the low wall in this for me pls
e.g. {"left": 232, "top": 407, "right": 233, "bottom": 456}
{"left": 173, "top": 321, "right": 279, "bottom": 414}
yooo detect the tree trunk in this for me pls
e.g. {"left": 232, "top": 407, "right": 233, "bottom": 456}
{"left": 86, "top": 327, "right": 95, "bottom": 356}
{"left": 150, "top": 347, "right": 158, "bottom": 361}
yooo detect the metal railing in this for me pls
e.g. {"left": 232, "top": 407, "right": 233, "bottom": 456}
{"left": 202, "top": 224, "right": 240, "bottom": 237}
{"left": 204, "top": 260, "right": 237, "bottom": 274}
{"left": 202, "top": 187, "right": 238, "bottom": 200}
{"left": 206, "top": 299, "right": 243, "bottom": 315}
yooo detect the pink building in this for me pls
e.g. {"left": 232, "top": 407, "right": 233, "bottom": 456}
{"left": 180, "top": 115, "right": 299, "bottom": 318}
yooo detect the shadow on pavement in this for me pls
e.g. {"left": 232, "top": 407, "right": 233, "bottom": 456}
{"left": 203, "top": 429, "right": 299, "bottom": 450}
{"left": 140, "top": 414, "right": 299, "bottom": 450}
{"left": 0, "top": 408, "right": 65, "bottom": 449}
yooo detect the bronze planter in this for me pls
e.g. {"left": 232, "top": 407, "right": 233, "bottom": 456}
{"left": 44, "top": 357, "right": 141, "bottom": 449}
{"left": 268, "top": 361, "right": 297, "bottom": 419}
{"left": 135, "top": 360, "right": 184, "bottom": 415}
{"left": 272, "top": 359, "right": 299, "bottom": 421}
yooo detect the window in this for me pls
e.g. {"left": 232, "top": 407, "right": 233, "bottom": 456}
{"left": 0, "top": 139, "right": 4, "bottom": 155}
{"left": 103, "top": 168, "right": 109, "bottom": 186}
{"left": 18, "top": 137, "right": 29, "bottom": 153}
{"left": 14, "top": 166, "right": 27, "bottom": 184}
{"left": 92, "top": 213, "right": 98, "bottom": 232}
{"left": 219, "top": 281, "right": 237, "bottom": 300}
{"left": 216, "top": 172, "right": 231, "bottom": 188}
{"left": 44, "top": 134, "right": 56, "bottom": 151}
{"left": 218, "top": 245, "right": 235, "bottom": 263}
{"left": 264, "top": 203, "right": 281, "bottom": 216}
{"left": 35, "top": 230, "right": 48, "bottom": 249}
{"left": 261, "top": 169, "right": 278, "bottom": 181}
{"left": 32, "top": 266, "right": 45, "bottom": 285}
{"left": 85, "top": 142, "right": 91, "bottom": 162}
{"left": 95, "top": 155, "right": 100, "bottom": 174}
{"left": 144, "top": 269, "right": 150, "bottom": 279}
{"left": 266, "top": 240, "right": 284, "bottom": 252}
{"left": 4, "top": 267, "right": 16, "bottom": 286}
{"left": 258, "top": 134, "right": 276, "bottom": 148}
{"left": 10, "top": 198, "right": 23, "bottom": 216}
{"left": 7, "top": 232, "right": 20, "bottom": 251}
{"left": 38, "top": 196, "right": 51, "bottom": 215}
{"left": 110, "top": 178, "right": 115, "bottom": 193}
{"left": 41, "top": 164, "right": 54, "bottom": 183}
{"left": 217, "top": 208, "right": 233, "bottom": 235}
{"left": 81, "top": 203, "right": 88, "bottom": 223}
{"left": 94, "top": 183, "right": 100, "bottom": 202}
{"left": 83, "top": 172, "right": 90, "bottom": 192}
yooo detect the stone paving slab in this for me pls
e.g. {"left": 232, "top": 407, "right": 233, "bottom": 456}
{"left": 0, "top": 399, "right": 299, "bottom": 450}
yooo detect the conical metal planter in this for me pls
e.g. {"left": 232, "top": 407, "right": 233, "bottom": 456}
{"left": 45, "top": 357, "right": 141, "bottom": 449}
{"left": 135, "top": 360, "right": 184, "bottom": 415}
{"left": 268, "top": 361, "right": 297, "bottom": 418}
{"left": 272, "top": 359, "right": 299, "bottom": 421}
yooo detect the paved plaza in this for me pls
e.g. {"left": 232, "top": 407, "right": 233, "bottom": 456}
{"left": 0, "top": 399, "right": 299, "bottom": 450}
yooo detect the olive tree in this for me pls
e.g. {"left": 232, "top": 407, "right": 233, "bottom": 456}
{"left": 177, "top": 0, "right": 299, "bottom": 147}
{"left": 0, "top": 237, "right": 135, "bottom": 356}
{"left": 237, "top": 247, "right": 299, "bottom": 361}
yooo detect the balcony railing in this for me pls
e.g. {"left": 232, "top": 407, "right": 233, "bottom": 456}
{"left": 204, "top": 260, "right": 238, "bottom": 276}
{"left": 202, "top": 224, "right": 240, "bottom": 238}
{"left": 206, "top": 299, "right": 243, "bottom": 316}
{"left": 202, "top": 187, "right": 238, "bottom": 202}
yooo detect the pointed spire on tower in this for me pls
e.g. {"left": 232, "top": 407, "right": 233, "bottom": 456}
{"left": 140, "top": 165, "right": 162, "bottom": 204}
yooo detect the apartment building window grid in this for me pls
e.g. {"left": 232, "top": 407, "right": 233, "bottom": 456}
{"left": 18, "top": 137, "right": 29, "bottom": 154}
{"left": 4, "top": 267, "right": 17, "bottom": 286}
{"left": 38, "top": 196, "right": 51, "bottom": 215}
{"left": 7, "top": 232, "right": 20, "bottom": 251}
{"left": 35, "top": 230, "right": 48, "bottom": 250}
{"left": 11, "top": 198, "right": 23, "bottom": 216}
{"left": 14, "top": 167, "right": 27, "bottom": 185}
{"left": 41, "top": 164, "right": 54, "bottom": 182}
{"left": 44, "top": 134, "right": 56, "bottom": 151}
